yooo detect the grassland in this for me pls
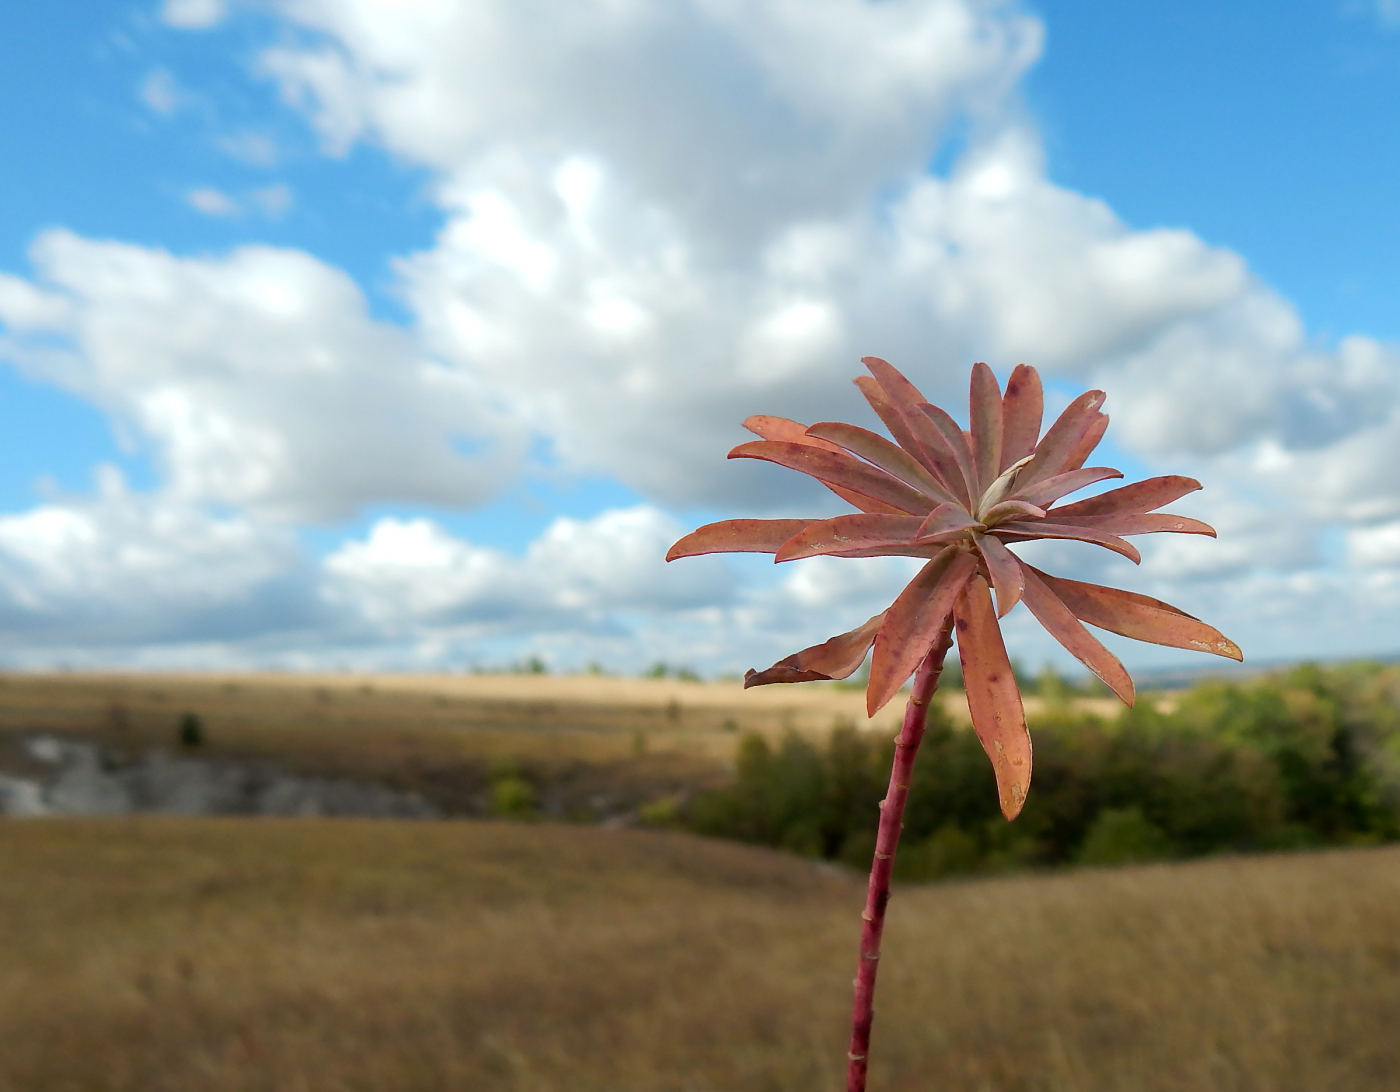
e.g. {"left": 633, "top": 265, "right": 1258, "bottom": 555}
{"left": 0, "top": 817, "right": 1397, "bottom": 1091}
{"left": 0, "top": 670, "right": 1108, "bottom": 819}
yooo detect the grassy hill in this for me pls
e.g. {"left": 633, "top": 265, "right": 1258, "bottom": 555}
{"left": 1, "top": 817, "right": 1397, "bottom": 1091}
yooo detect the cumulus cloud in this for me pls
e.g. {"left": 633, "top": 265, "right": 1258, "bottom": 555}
{"left": 0, "top": 468, "right": 314, "bottom": 650}
{"left": 0, "top": 231, "right": 522, "bottom": 521}
{"left": 1, "top": 0, "right": 1397, "bottom": 668}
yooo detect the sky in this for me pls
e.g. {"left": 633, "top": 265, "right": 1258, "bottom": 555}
{"left": 0, "top": 0, "right": 1398, "bottom": 676}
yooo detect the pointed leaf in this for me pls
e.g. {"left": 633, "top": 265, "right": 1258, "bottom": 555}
{"left": 741, "top": 414, "right": 905, "bottom": 513}
{"left": 1019, "top": 390, "right": 1106, "bottom": 488}
{"left": 1013, "top": 467, "right": 1123, "bottom": 510}
{"left": 1000, "top": 364, "right": 1044, "bottom": 471}
{"left": 974, "top": 532, "right": 1024, "bottom": 617}
{"left": 1030, "top": 567, "right": 1243, "bottom": 661}
{"left": 980, "top": 499, "right": 1046, "bottom": 525}
{"left": 805, "top": 421, "right": 957, "bottom": 504}
{"left": 992, "top": 520, "right": 1142, "bottom": 564}
{"left": 954, "top": 576, "right": 1032, "bottom": 820}
{"left": 728, "top": 440, "right": 934, "bottom": 515}
{"left": 667, "top": 519, "right": 818, "bottom": 561}
{"left": 866, "top": 549, "right": 979, "bottom": 715}
{"left": 854, "top": 375, "right": 969, "bottom": 503}
{"left": 1048, "top": 513, "right": 1217, "bottom": 538}
{"left": 916, "top": 501, "right": 982, "bottom": 540}
{"left": 1063, "top": 413, "right": 1108, "bottom": 472}
{"left": 742, "top": 415, "right": 845, "bottom": 452}
{"left": 862, "top": 355, "right": 931, "bottom": 409}
{"left": 775, "top": 514, "right": 923, "bottom": 562}
{"left": 970, "top": 362, "right": 1004, "bottom": 493}
{"left": 1050, "top": 476, "right": 1203, "bottom": 517}
{"left": 744, "top": 613, "right": 886, "bottom": 687}
{"left": 917, "top": 402, "right": 979, "bottom": 502}
{"left": 1016, "top": 562, "right": 1135, "bottom": 704}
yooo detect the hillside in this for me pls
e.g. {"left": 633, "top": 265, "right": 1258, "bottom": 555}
{"left": 0, "top": 671, "right": 1115, "bottom": 820}
{"left": 0, "top": 818, "right": 1397, "bottom": 1091}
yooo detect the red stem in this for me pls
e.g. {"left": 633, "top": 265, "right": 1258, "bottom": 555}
{"left": 846, "top": 621, "right": 956, "bottom": 1092}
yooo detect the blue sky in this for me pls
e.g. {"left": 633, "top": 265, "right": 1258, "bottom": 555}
{"left": 0, "top": 0, "right": 1398, "bottom": 678}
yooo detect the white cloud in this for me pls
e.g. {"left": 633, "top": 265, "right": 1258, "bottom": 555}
{"left": 186, "top": 187, "right": 241, "bottom": 216}
{"left": 0, "top": 231, "right": 522, "bottom": 522}
{"left": 160, "top": 0, "right": 228, "bottom": 29}
{"left": 0, "top": 468, "right": 312, "bottom": 650}
{"left": 216, "top": 131, "right": 280, "bottom": 167}
{"left": 248, "top": 183, "right": 294, "bottom": 216}
{"left": 2, "top": 0, "right": 1396, "bottom": 669}
{"left": 141, "top": 68, "right": 183, "bottom": 115}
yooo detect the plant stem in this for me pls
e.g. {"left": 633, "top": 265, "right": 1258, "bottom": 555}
{"left": 846, "top": 620, "right": 956, "bottom": 1092}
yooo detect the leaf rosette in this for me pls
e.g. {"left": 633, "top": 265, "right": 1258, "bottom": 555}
{"left": 668, "top": 358, "right": 1241, "bottom": 819}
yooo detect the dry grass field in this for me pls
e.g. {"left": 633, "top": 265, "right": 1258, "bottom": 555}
{"left": 0, "top": 817, "right": 1397, "bottom": 1092}
{"left": 0, "top": 671, "right": 1116, "bottom": 819}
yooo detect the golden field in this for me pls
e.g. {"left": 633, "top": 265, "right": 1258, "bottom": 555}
{"left": 0, "top": 671, "right": 1119, "bottom": 814}
{"left": 0, "top": 818, "right": 1398, "bottom": 1091}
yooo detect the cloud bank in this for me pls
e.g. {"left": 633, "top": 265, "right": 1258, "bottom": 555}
{"left": 0, "top": 0, "right": 1397, "bottom": 672}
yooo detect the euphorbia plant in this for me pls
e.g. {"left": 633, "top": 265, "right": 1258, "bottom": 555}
{"left": 667, "top": 357, "right": 1241, "bottom": 1092}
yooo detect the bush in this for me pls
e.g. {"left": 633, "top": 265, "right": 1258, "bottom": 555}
{"left": 683, "top": 662, "right": 1400, "bottom": 878}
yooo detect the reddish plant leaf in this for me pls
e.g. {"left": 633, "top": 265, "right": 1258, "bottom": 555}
{"left": 974, "top": 532, "right": 1024, "bottom": 617}
{"left": 852, "top": 375, "right": 959, "bottom": 491}
{"left": 728, "top": 440, "right": 934, "bottom": 515}
{"left": 861, "top": 355, "right": 931, "bottom": 409}
{"left": 742, "top": 415, "right": 846, "bottom": 452}
{"left": 980, "top": 499, "right": 1046, "bottom": 525}
{"left": 954, "top": 576, "right": 1032, "bottom": 820}
{"left": 916, "top": 501, "right": 982, "bottom": 540}
{"left": 970, "top": 362, "right": 1004, "bottom": 495}
{"left": 855, "top": 375, "right": 971, "bottom": 505}
{"left": 666, "top": 519, "right": 818, "bottom": 561}
{"left": 1018, "top": 390, "right": 1106, "bottom": 488}
{"left": 1050, "top": 475, "right": 1203, "bottom": 517}
{"left": 1030, "top": 567, "right": 1243, "bottom": 660}
{"left": 1016, "top": 562, "right": 1135, "bottom": 704}
{"left": 805, "top": 421, "right": 957, "bottom": 504}
{"left": 1013, "top": 466, "right": 1123, "bottom": 510}
{"left": 741, "top": 415, "right": 906, "bottom": 514}
{"left": 867, "top": 549, "right": 979, "bottom": 715}
{"left": 744, "top": 612, "right": 886, "bottom": 687}
{"left": 1063, "top": 413, "right": 1108, "bottom": 472}
{"left": 1000, "top": 364, "right": 1044, "bottom": 471}
{"left": 917, "top": 402, "right": 979, "bottom": 502}
{"left": 775, "top": 514, "right": 924, "bottom": 562}
{"left": 992, "top": 520, "right": 1142, "bottom": 564}
{"left": 1049, "top": 513, "right": 1217, "bottom": 537}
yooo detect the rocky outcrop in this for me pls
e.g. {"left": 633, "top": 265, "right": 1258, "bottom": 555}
{"left": 0, "top": 735, "right": 437, "bottom": 819}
